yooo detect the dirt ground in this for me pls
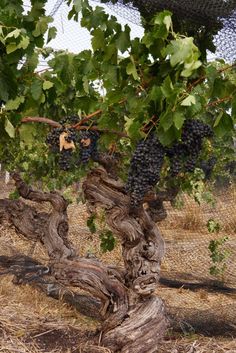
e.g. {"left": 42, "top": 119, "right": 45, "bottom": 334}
{"left": 0, "top": 174, "right": 236, "bottom": 353}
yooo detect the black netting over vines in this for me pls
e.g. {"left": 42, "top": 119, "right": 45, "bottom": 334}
{"left": 97, "top": 0, "right": 236, "bottom": 62}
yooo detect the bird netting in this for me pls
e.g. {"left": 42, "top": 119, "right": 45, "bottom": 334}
{"left": 96, "top": 0, "right": 236, "bottom": 62}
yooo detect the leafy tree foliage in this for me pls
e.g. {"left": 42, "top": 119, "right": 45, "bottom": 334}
{"left": 0, "top": 0, "right": 235, "bottom": 191}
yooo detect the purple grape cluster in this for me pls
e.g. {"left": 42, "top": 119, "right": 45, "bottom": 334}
{"left": 166, "top": 119, "right": 213, "bottom": 176}
{"left": 125, "top": 133, "right": 165, "bottom": 209}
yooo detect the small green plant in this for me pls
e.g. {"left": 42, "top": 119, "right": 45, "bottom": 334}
{"left": 86, "top": 213, "right": 116, "bottom": 252}
{"left": 99, "top": 230, "right": 116, "bottom": 253}
{"left": 87, "top": 214, "right": 97, "bottom": 234}
{"left": 207, "top": 218, "right": 231, "bottom": 281}
{"left": 207, "top": 218, "right": 221, "bottom": 233}
{"left": 208, "top": 234, "right": 231, "bottom": 281}
{"left": 9, "top": 189, "right": 20, "bottom": 200}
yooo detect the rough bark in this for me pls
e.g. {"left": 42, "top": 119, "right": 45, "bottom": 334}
{"left": 82, "top": 168, "right": 169, "bottom": 351}
{"left": 6, "top": 172, "right": 75, "bottom": 260}
{"left": 0, "top": 254, "right": 101, "bottom": 320}
{"left": 0, "top": 169, "right": 169, "bottom": 352}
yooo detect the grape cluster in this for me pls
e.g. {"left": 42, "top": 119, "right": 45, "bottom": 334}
{"left": 125, "top": 119, "right": 214, "bottom": 209}
{"left": 46, "top": 115, "right": 80, "bottom": 171}
{"left": 167, "top": 119, "right": 213, "bottom": 176}
{"left": 125, "top": 133, "right": 165, "bottom": 209}
{"left": 77, "top": 130, "right": 100, "bottom": 165}
{"left": 45, "top": 115, "right": 101, "bottom": 170}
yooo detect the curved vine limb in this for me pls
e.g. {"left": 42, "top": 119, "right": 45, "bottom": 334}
{"left": 9, "top": 172, "right": 75, "bottom": 260}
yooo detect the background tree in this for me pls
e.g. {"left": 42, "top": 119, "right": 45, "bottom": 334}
{"left": 0, "top": 0, "right": 235, "bottom": 352}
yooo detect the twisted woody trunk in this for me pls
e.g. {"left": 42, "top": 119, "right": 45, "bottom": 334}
{"left": 0, "top": 167, "right": 170, "bottom": 352}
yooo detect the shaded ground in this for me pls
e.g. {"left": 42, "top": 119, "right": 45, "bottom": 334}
{"left": 0, "top": 174, "right": 236, "bottom": 352}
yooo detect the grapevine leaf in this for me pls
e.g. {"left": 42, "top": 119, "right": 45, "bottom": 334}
{"left": 181, "top": 95, "right": 196, "bottom": 106}
{"left": 116, "top": 25, "right": 130, "bottom": 53}
{"left": 32, "top": 17, "right": 52, "bottom": 37}
{"left": 43, "top": 80, "right": 54, "bottom": 90}
{"left": 163, "top": 15, "right": 172, "bottom": 32}
{"left": 73, "top": 0, "right": 83, "bottom": 13}
{"left": 213, "top": 111, "right": 224, "bottom": 127}
{"left": 31, "top": 79, "right": 42, "bottom": 101}
{"left": 159, "top": 111, "right": 173, "bottom": 131}
{"left": 19, "top": 125, "right": 34, "bottom": 145}
{"left": 157, "top": 126, "right": 180, "bottom": 146}
{"left": 4, "top": 118, "right": 15, "bottom": 138}
{"left": 47, "top": 27, "right": 57, "bottom": 43}
{"left": 214, "top": 113, "right": 234, "bottom": 137}
{"left": 91, "top": 28, "right": 105, "bottom": 51}
{"left": 173, "top": 111, "right": 185, "bottom": 130}
{"left": 126, "top": 61, "right": 139, "bottom": 80}
{"left": 18, "top": 36, "right": 30, "bottom": 50}
{"left": 5, "top": 29, "right": 21, "bottom": 39}
{"left": 161, "top": 76, "right": 173, "bottom": 98}
{"left": 5, "top": 96, "right": 25, "bottom": 110}
{"left": 165, "top": 37, "right": 200, "bottom": 68}
{"left": 6, "top": 43, "right": 18, "bottom": 54}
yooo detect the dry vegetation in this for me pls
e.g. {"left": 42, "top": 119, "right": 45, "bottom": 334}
{"left": 0, "top": 175, "right": 236, "bottom": 352}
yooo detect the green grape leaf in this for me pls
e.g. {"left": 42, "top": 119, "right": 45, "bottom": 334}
{"left": 116, "top": 25, "right": 130, "bottom": 53}
{"left": 126, "top": 61, "right": 139, "bottom": 80}
{"left": 5, "top": 118, "right": 15, "bottom": 138}
{"left": 19, "top": 124, "right": 37, "bottom": 145}
{"left": 181, "top": 94, "right": 196, "bottom": 106}
{"left": 159, "top": 110, "right": 173, "bottom": 131}
{"left": 47, "top": 26, "right": 57, "bottom": 43}
{"left": 43, "top": 80, "right": 54, "bottom": 90}
{"left": 5, "top": 96, "right": 25, "bottom": 110}
{"left": 173, "top": 111, "right": 185, "bottom": 129}
{"left": 31, "top": 79, "right": 42, "bottom": 100}
{"left": 161, "top": 76, "right": 173, "bottom": 98}
{"left": 91, "top": 28, "right": 105, "bottom": 51}
{"left": 6, "top": 43, "right": 18, "bottom": 54}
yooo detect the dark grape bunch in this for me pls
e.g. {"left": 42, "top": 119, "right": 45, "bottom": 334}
{"left": 167, "top": 119, "right": 213, "bottom": 176}
{"left": 46, "top": 115, "right": 80, "bottom": 171}
{"left": 77, "top": 130, "right": 100, "bottom": 165}
{"left": 125, "top": 133, "right": 165, "bottom": 209}
{"left": 125, "top": 119, "right": 214, "bottom": 209}
{"left": 45, "top": 115, "right": 100, "bottom": 170}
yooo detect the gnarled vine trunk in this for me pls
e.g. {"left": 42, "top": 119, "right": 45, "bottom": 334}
{"left": 0, "top": 168, "right": 169, "bottom": 352}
